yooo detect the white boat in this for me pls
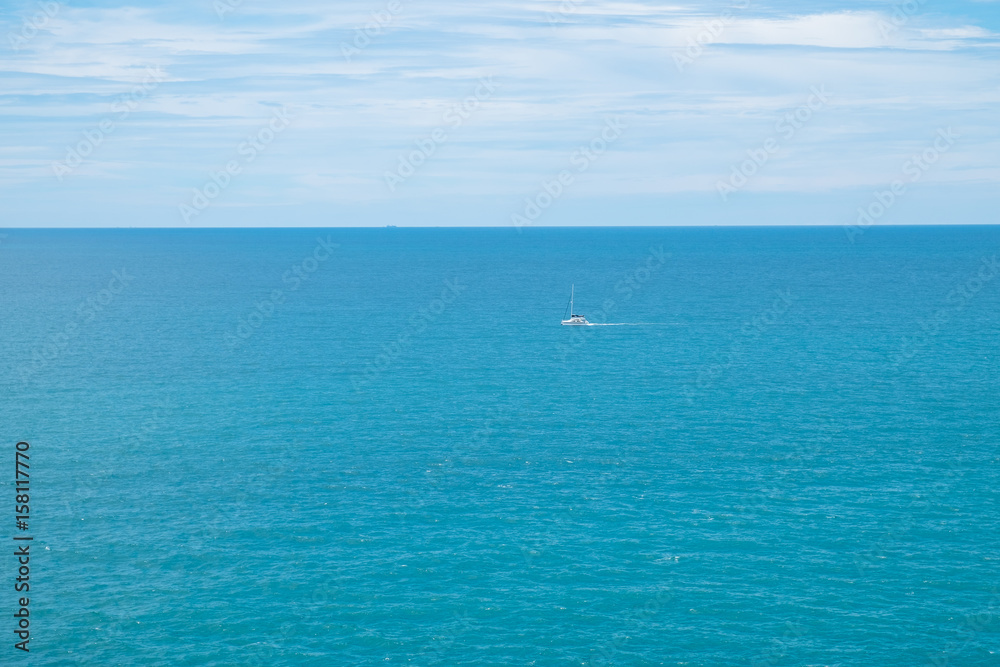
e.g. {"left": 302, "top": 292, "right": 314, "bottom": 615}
{"left": 561, "top": 285, "right": 590, "bottom": 325}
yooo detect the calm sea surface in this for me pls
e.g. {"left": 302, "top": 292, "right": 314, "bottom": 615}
{"left": 2, "top": 227, "right": 999, "bottom": 665}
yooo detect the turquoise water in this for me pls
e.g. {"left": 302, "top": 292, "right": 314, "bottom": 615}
{"left": 3, "top": 227, "right": 999, "bottom": 665}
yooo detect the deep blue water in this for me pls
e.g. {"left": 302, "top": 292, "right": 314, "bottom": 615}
{"left": 2, "top": 227, "right": 999, "bottom": 666}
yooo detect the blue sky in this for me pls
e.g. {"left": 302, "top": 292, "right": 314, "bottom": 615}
{"left": 1, "top": 0, "right": 997, "bottom": 227}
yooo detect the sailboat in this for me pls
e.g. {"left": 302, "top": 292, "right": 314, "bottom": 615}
{"left": 561, "top": 285, "right": 590, "bottom": 326}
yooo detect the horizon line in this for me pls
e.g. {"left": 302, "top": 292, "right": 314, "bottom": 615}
{"left": 1, "top": 224, "right": 998, "bottom": 231}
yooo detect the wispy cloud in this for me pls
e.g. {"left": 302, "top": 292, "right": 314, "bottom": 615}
{"left": 0, "top": 0, "right": 997, "bottom": 226}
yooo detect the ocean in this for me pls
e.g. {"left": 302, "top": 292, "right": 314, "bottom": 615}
{"left": 2, "top": 226, "right": 999, "bottom": 665}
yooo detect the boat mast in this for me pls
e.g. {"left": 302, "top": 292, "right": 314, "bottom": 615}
{"left": 570, "top": 284, "right": 574, "bottom": 316}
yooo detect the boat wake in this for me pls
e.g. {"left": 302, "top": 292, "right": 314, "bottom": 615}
{"left": 560, "top": 286, "right": 671, "bottom": 327}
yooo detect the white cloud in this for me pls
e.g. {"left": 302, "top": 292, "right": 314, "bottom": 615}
{"left": 0, "top": 0, "right": 997, "bottom": 220}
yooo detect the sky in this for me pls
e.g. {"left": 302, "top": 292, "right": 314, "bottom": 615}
{"left": 0, "top": 0, "right": 997, "bottom": 227}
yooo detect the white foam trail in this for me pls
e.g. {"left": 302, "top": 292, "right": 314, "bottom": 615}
{"left": 585, "top": 323, "right": 671, "bottom": 326}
